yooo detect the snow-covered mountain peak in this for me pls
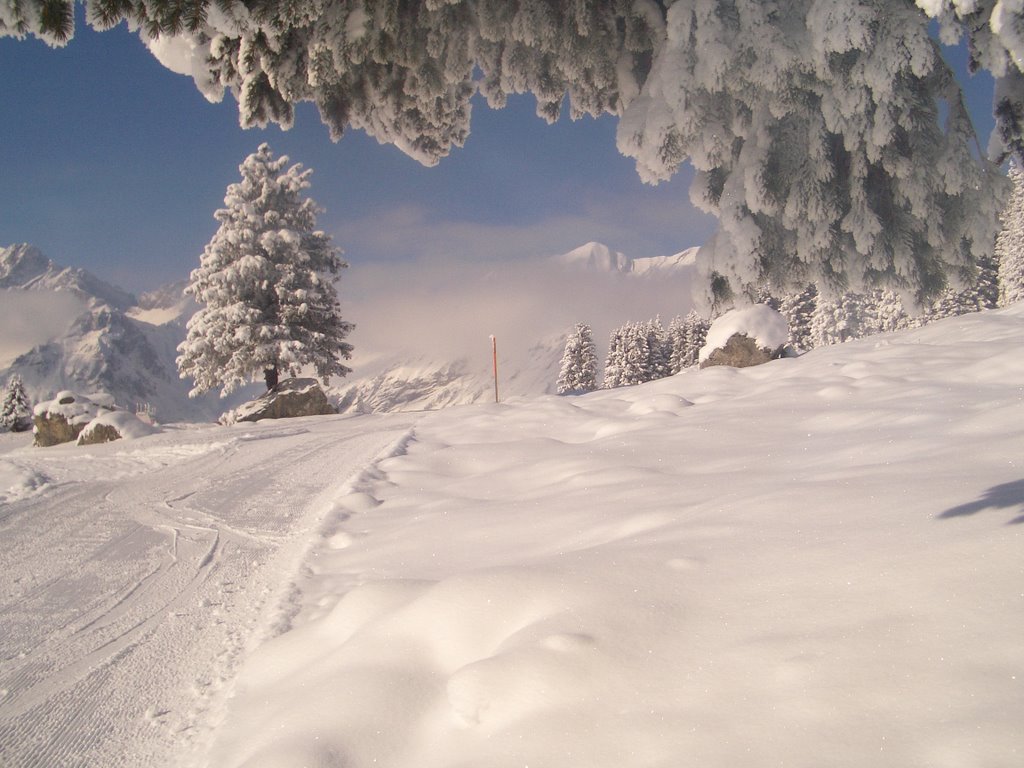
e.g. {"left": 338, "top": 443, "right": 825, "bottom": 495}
{"left": 0, "top": 243, "right": 50, "bottom": 285}
{"left": 554, "top": 241, "right": 633, "bottom": 273}
{"left": 0, "top": 245, "right": 234, "bottom": 422}
{"left": 0, "top": 243, "right": 136, "bottom": 311}
{"left": 632, "top": 247, "right": 699, "bottom": 274}
{"left": 129, "top": 280, "right": 196, "bottom": 326}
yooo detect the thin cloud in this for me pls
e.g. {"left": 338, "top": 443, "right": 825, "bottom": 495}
{"left": 331, "top": 201, "right": 713, "bottom": 268}
{"left": 337, "top": 252, "right": 697, "bottom": 375}
{"left": 0, "top": 291, "right": 87, "bottom": 367}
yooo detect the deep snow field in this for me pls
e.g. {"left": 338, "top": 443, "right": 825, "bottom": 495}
{"left": 1, "top": 305, "right": 1023, "bottom": 767}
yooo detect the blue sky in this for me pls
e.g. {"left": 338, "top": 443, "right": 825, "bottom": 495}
{"left": 0, "top": 10, "right": 997, "bottom": 293}
{"left": 0, "top": 8, "right": 710, "bottom": 293}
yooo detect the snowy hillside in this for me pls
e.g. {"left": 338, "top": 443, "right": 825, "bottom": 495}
{"left": 0, "top": 304, "right": 1020, "bottom": 767}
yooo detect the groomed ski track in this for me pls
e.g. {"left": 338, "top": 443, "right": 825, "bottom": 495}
{"left": 0, "top": 412, "right": 418, "bottom": 767}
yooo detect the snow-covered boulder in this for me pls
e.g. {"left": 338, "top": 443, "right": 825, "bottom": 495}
{"left": 77, "top": 410, "right": 159, "bottom": 446}
{"left": 32, "top": 391, "right": 113, "bottom": 446}
{"left": 33, "top": 391, "right": 159, "bottom": 446}
{"left": 222, "top": 378, "right": 337, "bottom": 424}
{"left": 699, "top": 305, "right": 789, "bottom": 369}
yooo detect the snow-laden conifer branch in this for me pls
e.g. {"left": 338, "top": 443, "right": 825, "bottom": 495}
{"left": 4, "top": 0, "right": 1022, "bottom": 304}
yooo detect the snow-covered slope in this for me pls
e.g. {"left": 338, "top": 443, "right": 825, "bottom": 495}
{"left": 0, "top": 244, "right": 237, "bottom": 422}
{"left": 210, "top": 304, "right": 1024, "bottom": 767}
{"left": 1, "top": 303, "right": 1020, "bottom": 767}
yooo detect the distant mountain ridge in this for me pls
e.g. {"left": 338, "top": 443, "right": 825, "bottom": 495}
{"left": 0, "top": 244, "right": 234, "bottom": 422}
{"left": 553, "top": 241, "right": 698, "bottom": 275}
{"left": 0, "top": 243, "right": 136, "bottom": 311}
{"left": 0, "top": 241, "right": 697, "bottom": 420}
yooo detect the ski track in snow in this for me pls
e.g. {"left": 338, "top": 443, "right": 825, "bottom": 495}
{"left": 0, "top": 413, "right": 417, "bottom": 768}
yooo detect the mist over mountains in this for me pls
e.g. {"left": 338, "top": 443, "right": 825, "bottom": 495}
{"left": 0, "top": 242, "right": 697, "bottom": 421}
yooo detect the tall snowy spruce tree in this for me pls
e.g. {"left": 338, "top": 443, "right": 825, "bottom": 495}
{"left": 680, "top": 311, "right": 710, "bottom": 370}
{"left": 0, "top": 375, "right": 32, "bottom": 432}
{"left": 603, "top": 326, "right": 626, "bottom": 390}
{"left": 557, "top": 323, "right": 598, "bottom": 395}
{"left": 666, "top": 316, "right": 687, "bottom": 374}
{"left": 997, "top": 161, "right": 1024, "bottom": 306}
{"left": 7, "top": 0, "right": 1020, "bottom": 305}
{"left": 779, "top": 286, "right": 818, "bottom": 352}
{"left": 177, "top": 144, "right": 354, "bottom": 397}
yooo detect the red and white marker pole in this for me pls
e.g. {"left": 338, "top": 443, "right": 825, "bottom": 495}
{"left": 490, "top": 334, "right": 499, "bottom": 403}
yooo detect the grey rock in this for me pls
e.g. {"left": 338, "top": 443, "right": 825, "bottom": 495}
{"left": 225, "top": 378, "right": 337, "bottom": 424}
{"left": 700, "top": 333, "right": 785, "bottom": 369}
{"left": 33, "top": 412, "right": 87, "bottom": 447}
{"left": 32, "top": 391, "right": 112, "bottom": 447}
{"left": 76, "top": 422, "right": 123, "bottom": 446}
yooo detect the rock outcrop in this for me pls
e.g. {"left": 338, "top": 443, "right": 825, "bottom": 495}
{"left": 33, "top": 391, "right": 112, "bottom": 447}
{"left": 76, "top": 422, "right": 124, "bottom": 445}
{"left": 223, "top": 378, "right": 337, "bottom": 424}
{"left": 699, "top": 305, "right": 790, "bottom": 370}
{"left": 700, "top": 333, "right": 785, "bottom": 369}
{"left": 33, "top": 391, "right": 159, "bottom": 446}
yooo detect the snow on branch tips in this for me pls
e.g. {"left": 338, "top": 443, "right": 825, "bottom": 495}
{"left": 7, "top": 0, "right": 1022, "bottom": 303}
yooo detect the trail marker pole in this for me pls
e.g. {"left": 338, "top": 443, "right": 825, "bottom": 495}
{"left": 490, "top": 335, "right": 499, "bottom": 403}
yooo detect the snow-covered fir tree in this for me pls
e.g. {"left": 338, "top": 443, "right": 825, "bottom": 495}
{"left": 603, "top": 326, "right": 626, "bottom": 390}
{"left": 862, "top": 289, "right": 910, "bottom": 336}
{"left": 997, "top": 162, "right": 1024, "bottom": 306}
{"left": 679, "top": 311, "right": 710, "bottom": 370}
{"left": 1, "top": 375, "right": 32, "bottom": 432}
{"left": 617, "top": 0, "right": 1003, "bottom": 307}
{"left": 643, "top": 316, "right": 670, "bottom": 382}
{"left": 666, "top": 316, "right": 687, "bottom": 375}
{"left": 619, "top": 323, "right": 651, "bottom": 387}
{"left": 810, "top": 293, "right": 865, "bottom": 348}
{"left": 753, "top": 286, "right": 781, "bottom": 312}
{"left": 557, "top": 323, "right": 598, "bottom": 395}
{"left": 177, "top": 144, "right": 354, "bottom": 397}
{"left": 927, "top": 254, "right": 1000, "bottom": 320}
{"left": 6, "top": 0, "right": 1014, "bottom": 306}
{"left": 779, "top": 286, "right": 818, "bottom": 352}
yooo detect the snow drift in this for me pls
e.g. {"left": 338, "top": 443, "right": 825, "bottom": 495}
{"left": 203, "top": 304, "right": 1024, "bottom": 768}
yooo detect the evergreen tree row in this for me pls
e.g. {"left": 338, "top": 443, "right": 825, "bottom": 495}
{"left": 556, "top": 313, "right": 711, "bottom": 394}
{"left": 775, "top": 254, "right": 1003, "bottom": 354}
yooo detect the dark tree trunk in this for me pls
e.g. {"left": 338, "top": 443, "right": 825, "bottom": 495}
{"left": 264, "top": 365, "right": 279, "bottom": 391}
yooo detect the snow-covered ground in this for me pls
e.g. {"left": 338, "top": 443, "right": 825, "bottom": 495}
{"left": 2, "top": 305, "right": 1023, "bottom": 767}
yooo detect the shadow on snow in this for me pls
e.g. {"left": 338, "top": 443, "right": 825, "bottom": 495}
{"left": 938, "top": 479, "right": 1024, "bottom": 525}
